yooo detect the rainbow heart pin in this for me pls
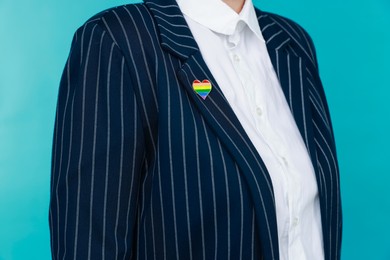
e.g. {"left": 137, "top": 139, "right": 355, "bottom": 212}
{"left": 193, "top": 79, "right": 212, "bottom": 100}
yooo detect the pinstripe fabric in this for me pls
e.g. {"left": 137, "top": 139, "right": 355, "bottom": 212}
{"left": 49, "top": 0, "right": 341, "bottom": 259}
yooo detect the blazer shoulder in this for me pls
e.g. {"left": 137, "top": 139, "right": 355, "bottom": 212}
{"left": 257, "top": 9, "right": 319, "bottom": 67}
{"left": 86, "top": 3, "right": 150, "bottom": 25}
{"left": 73, "top": 3, "right": 155, "bottom": 49}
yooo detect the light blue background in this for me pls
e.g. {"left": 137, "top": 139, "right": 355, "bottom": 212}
{"left": 0, "top": 0, "right": 389, "bottom": 259}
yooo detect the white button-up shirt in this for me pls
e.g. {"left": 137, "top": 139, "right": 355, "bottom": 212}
{"left": 176, "top": 0, "right": 325, "bottom": 259}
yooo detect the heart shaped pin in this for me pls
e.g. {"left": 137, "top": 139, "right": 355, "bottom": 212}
{"left": 193, "top": 79, "right": 212, "bottom": 100}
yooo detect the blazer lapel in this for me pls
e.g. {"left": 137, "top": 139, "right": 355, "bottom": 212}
{"left": 145, "top": 0, "right": 280, "bottom": 259}
{"left": 256, "top": 10, "right": 332, "bottom": 259}
{"left": 257, "top": 11, "right": 317, "bottom": 168}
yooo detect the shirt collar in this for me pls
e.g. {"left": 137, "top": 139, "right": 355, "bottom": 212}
{"left": 176, "top": 0, "right": 264, "bottom": 41}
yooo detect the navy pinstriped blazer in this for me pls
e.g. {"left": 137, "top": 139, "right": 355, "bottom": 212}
{"left": 49, "top": 0, "right": 342, "bottom": 259}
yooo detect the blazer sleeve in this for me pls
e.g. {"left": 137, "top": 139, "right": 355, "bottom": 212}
{"left": 49, "top": 21, "right": 145, "bottom": 259}
{"left": 304, "top": 30, "right": 338, "bottom": 148}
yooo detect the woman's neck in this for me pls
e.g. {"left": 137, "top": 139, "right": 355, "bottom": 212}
{"left": 222, "top": 0, "right": 245, "bottom": 13}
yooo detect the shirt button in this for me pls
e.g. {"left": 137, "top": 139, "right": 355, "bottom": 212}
{"left": 256, "top": 107, "right": 263, "bottom": 116}
{"left": 292, "top": 217, "right": 299, "bottom": 227}
{"left": 281, "top": 156, "right": 288, "bottom": 166}
{"left": 233, "top": 54, "right": 240, "bottom": 62}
